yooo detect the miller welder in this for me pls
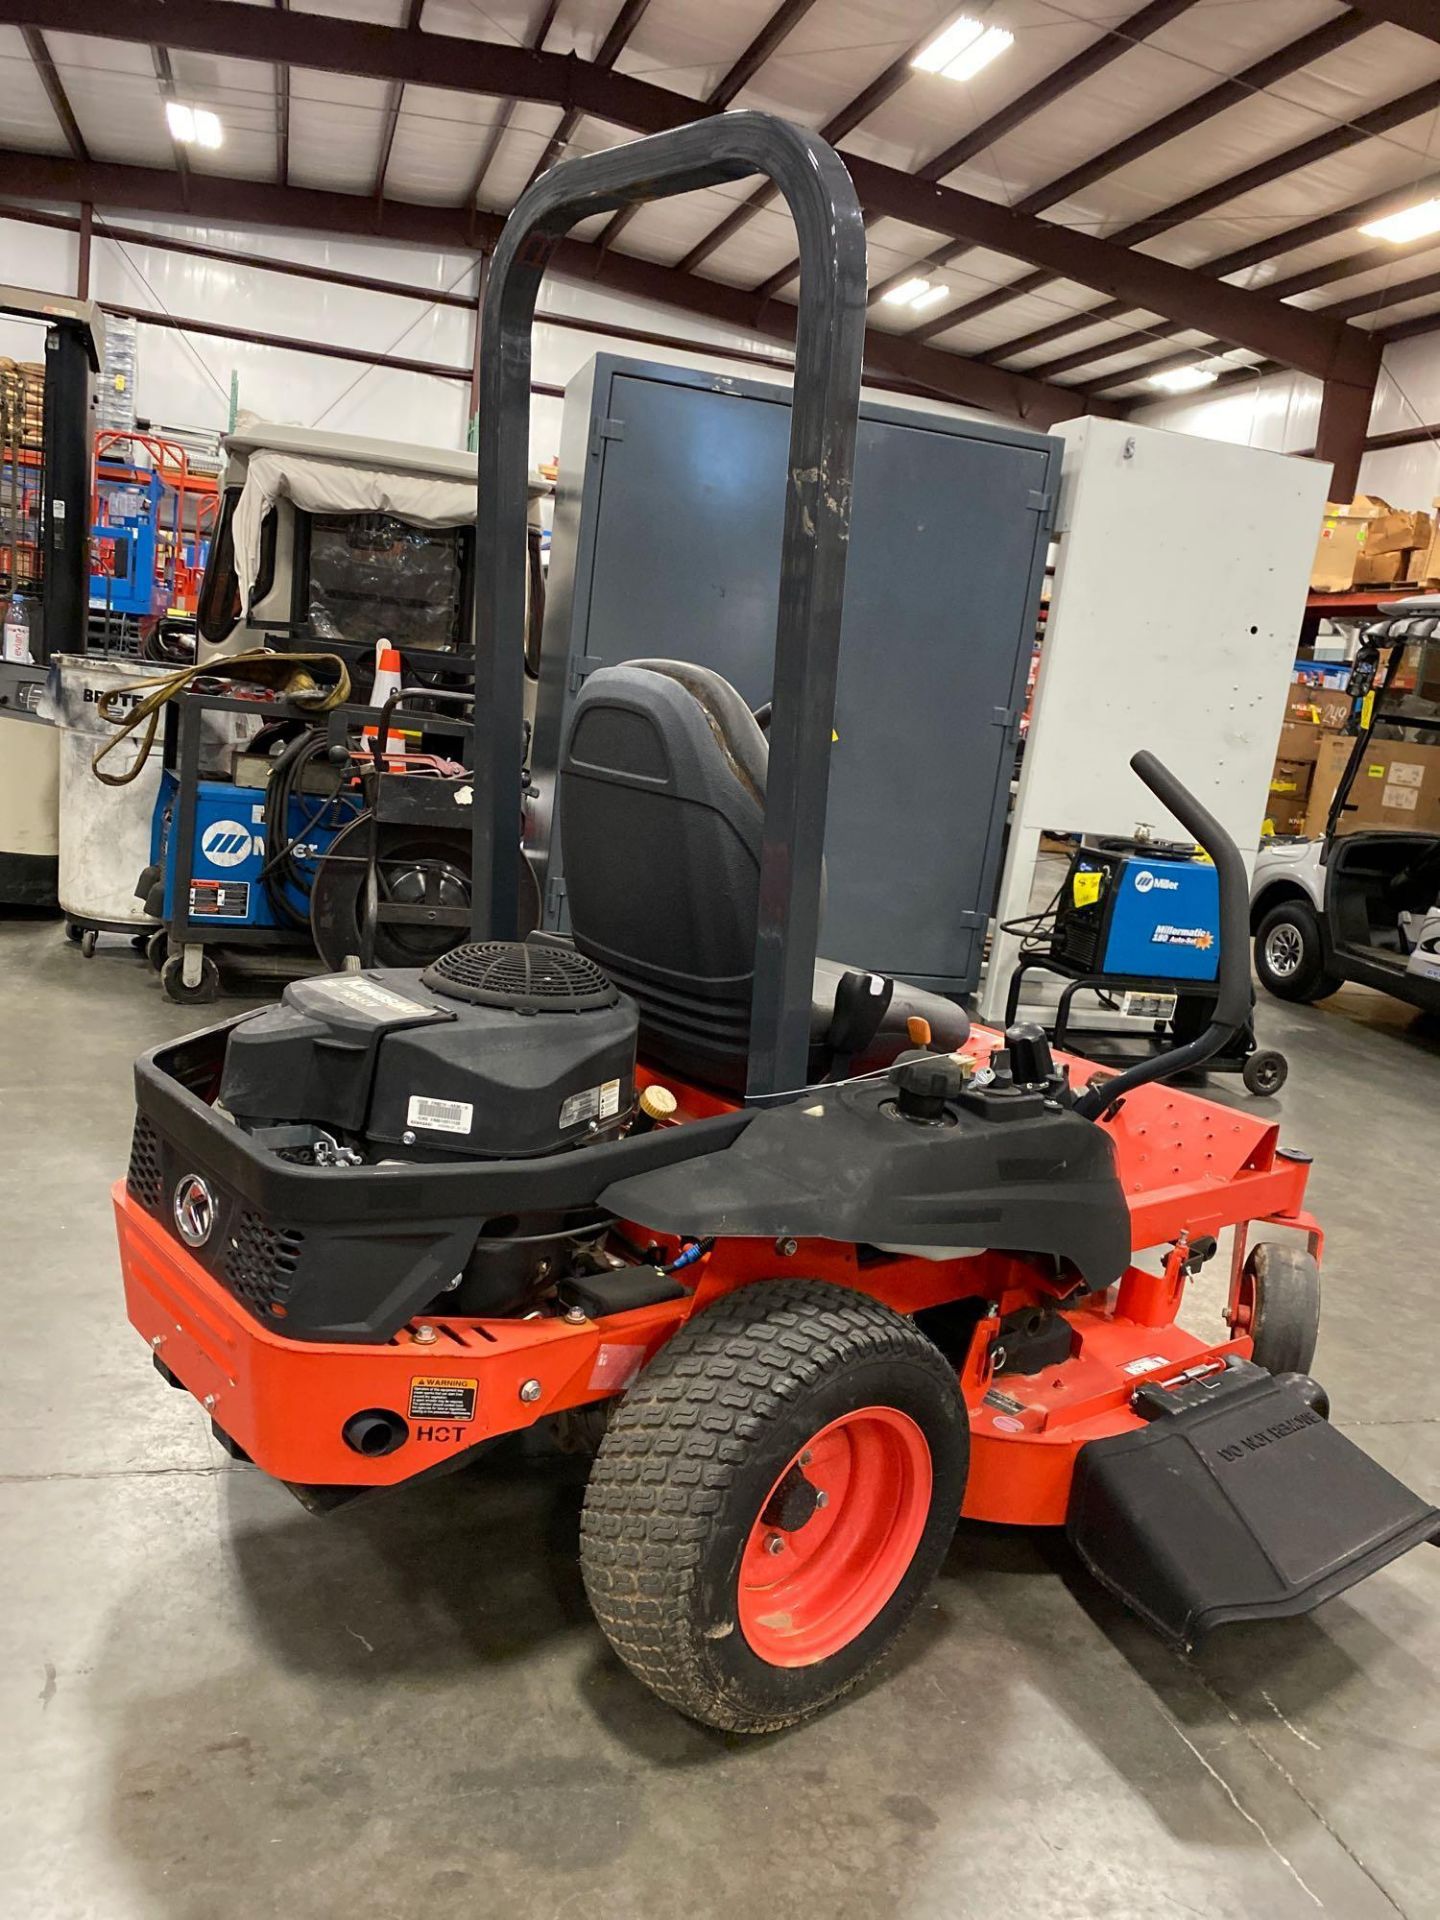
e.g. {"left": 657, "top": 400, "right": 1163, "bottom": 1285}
{"left": 1050, "top": 842, "right": 1220, "bottom": 983}
{"left": 148, "top": 760, "right": 362, "bottom": 936}
{"left": 1005, "top": 836, "right": 1288, "bottom": 1097}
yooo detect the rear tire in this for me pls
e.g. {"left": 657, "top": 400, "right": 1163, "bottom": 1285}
{"left": 1232, "top": 1242, "right": 1321, "bottom": 1375}
{"left": 1254, "top": 900, "right": 1341, "bottom": 1003}
{"left": 580, "top": 1281, "right": 968, "bottom": 1733}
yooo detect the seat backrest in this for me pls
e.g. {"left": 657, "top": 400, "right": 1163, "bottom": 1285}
{"left": 557, "top": 660, "right": 770, "bottom": 1087}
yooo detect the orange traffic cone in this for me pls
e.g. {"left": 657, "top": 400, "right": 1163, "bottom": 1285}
{"left": 362, "top": 639, "right": 406, "bottom": 768}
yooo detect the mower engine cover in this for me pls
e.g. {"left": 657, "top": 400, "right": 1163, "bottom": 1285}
{"left": 219, "top": 941, "right": 638, "bottom": 1158}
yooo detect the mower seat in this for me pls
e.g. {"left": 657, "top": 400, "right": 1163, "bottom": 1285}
{"left": 558, "top": 660, "right": 969, "bottom": 1092}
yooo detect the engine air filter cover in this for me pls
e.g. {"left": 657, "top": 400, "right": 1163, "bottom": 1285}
{"left": 421, "top": 940, "right": 618, "bottom": 1014}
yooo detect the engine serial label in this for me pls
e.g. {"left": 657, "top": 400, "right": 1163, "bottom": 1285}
{"left": 406, "top": 1094, "right": 474, "bottom": 1135}
{"left": 409, "top": 1377, "right": 477, "bottom": 1423}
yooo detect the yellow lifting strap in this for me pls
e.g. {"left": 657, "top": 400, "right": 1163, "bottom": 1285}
{"left": 90, "top": 649, "right": 353, "bottom": 787}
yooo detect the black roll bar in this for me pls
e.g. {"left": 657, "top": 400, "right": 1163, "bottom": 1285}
{"left": 471, "top": 113, "right": 868, "bottom": 1100}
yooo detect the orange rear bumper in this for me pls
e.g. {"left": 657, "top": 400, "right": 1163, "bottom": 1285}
{"left": 115, "top": 1183, "right": 684, "bottom": 1486}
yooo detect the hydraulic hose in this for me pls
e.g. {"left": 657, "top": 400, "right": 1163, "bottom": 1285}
{"left": 1073, "top": 750, "right": 1250, "bottom": 1120}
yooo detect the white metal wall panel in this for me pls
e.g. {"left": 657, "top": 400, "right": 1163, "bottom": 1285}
{"left": 1358, "top": 442, "right": 1440, "bottom": 504}
{"left": 1370, "top": 333, "right": 1440, "bottom": 435}
{"left": 1129, "top": 370, "right": 1325, "bottom": 455}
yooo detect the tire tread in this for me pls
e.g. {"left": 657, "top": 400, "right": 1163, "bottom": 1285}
{"left": 580, "top": 1280, "right": 961, "bottom": 1732}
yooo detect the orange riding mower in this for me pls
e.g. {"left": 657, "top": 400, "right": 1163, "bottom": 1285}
{"left": 115, "top": 114, "right": 1437, "bottom": 1733}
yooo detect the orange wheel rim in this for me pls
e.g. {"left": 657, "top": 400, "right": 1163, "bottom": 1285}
{"left": 1229, "top": 1267, "right": 1257, "bottom": 1339}
{"left": 737, "top": 1406, "right": 933, "bottom": 1668}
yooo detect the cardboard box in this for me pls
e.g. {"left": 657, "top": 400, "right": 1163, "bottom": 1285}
{"left": 1303, "top": 733, "right": 1440, "bottom": 837}
{"left": 1309, "top": 497, "right": 1436, "bottom": 590}
{"left": 1285, "top": 680, "right": 1351, "bottom": 731}
{"left": 1263, "top": 743, "right": 1316, "bottom": 837}
{"left": 1311, "top": 500, "right": 1372, "bottom": 591}
{"left": 1408, "top": 499, "right": 1440, "bottom": 587}
{"left": 1263, "top": 803, "right": 1309, "bottom": 839}
{"left": 1398, "top": 513, "right": 1435, "bottom": 579}
{"left": 1270, "top": 756, "right": 1313, "bottom": 800}
{"left": 1277, "top": 718, "right": 1323, "bottom": 764}
{"left": 1361, "top": 504, "right": 1431, "bottom": 555}
{"left": 1353, "top": 547, "right": 1406, "bottom": 587}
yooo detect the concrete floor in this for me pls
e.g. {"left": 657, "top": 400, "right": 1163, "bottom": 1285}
{"left": 2, "top": 913, "right": 1437, "bottom": 1920}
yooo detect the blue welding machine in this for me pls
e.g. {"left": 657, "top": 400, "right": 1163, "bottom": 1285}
{"left": 1050, "top": 844, "right": 1220, "bottom": 983}
{"left": 150, "top": 772, "right": 361, "bottom": 929}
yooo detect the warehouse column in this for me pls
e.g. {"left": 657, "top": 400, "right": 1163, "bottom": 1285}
{"left": 76, "top": 202, "right": 92, "bottom": 299}
{"left": 1315, "top": 348, "right": 1381, "bottom": 502}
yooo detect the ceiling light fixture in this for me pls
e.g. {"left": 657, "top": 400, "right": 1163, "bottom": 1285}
{"left": 884, "top": 277, "right": 949, "bottom": 311}
{"left": 1148, "top": 363, "right": 1221, "bottom": 394}
{"left": 914, "top": 16, "right": 1014, "bottom": 84}
{"left": 1359, "top": 197, "right": 1440, "bottom": 245}
{"left": 166, "top": 101, "right": 223, "bottom": 149}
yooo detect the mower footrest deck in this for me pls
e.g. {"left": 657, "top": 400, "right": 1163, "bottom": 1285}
{"left": 1067, "top": 1369, "right": 1439, "bottom": 1648}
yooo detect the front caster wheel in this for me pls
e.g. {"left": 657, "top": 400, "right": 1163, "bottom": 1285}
{"left": 79, "top": 928, "right": 99, "bottom": 959}
{"left": 145, "top": 928, "right": 169, "bottom": 974}
{"left": 160, "top": 953, "right": 220, "bottom": 1004}
{"left": 1230, "top": 1242, "right": 1321, "bottom": 1375}
{"left": 1241, "top": 1047, "right": 1288, "bottom": 1096}
{"left": 580, "top": 1281, "right": 969, "bottom": 1733}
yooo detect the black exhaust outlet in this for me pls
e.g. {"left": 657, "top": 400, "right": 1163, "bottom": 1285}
{"left": 342, "top": 1408, "right": 409, "bottom": 1457}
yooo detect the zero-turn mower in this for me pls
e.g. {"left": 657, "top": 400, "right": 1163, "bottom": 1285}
{"left": 114, "top": 115, "right": 1438, "bottom": 1733}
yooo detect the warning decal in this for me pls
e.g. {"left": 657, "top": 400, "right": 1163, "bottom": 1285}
{"left": 1122, "top": 1353, "right": 1168, "bottom": 1378}
{"left": 983, "top": 1387, "right": 1025, "bottom": 1415}
{"left": 189, "top": 879, "right": 250, "bottom": 918}
{"left": 408, "top": 1376, "right": 477, "bottom": 1422}
{"left": 559, "top": 1077, "right": 622, "bottom": 1129}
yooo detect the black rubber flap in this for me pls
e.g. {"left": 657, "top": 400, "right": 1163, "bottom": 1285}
{"left": 1067, "top": 1372, "right": 1440, "bottom": 1648}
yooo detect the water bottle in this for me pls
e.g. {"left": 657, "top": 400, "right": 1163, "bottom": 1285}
{"left": 2, "top": 590, "right": 33, "bottom": 664}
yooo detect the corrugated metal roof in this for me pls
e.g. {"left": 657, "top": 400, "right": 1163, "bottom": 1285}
{"left": 5, "top": 0, "right": 1440, "bottom": 405}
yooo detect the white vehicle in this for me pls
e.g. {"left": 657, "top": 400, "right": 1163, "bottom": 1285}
{"left": 1251, "top": 604, "right": 1440, "bottom": 1014}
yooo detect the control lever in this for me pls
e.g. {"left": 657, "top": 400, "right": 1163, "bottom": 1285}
{"left": 825, "top": 969, "right": 893, "bottom": 1075}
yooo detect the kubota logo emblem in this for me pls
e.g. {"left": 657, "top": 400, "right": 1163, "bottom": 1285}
{"left": 201, "top": 819, "right": 254, "bottom": 867}
{"left": 173, "top": 1175, "right": 215, "bottom": 1248}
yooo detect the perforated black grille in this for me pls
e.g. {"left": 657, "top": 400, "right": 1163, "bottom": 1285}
{"left": 127, "top": 1116, "right": 163, "bottom": 1212}
{"left": 421, "top": 940, "right": 617, "bottom": 1013}
{"left": 224, "top": 1212, "right": 306, "bottom": 1315}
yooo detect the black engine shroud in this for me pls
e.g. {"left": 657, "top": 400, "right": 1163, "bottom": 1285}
{"left": 220, "top": 944, "right": 639, "bottom": 1160}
